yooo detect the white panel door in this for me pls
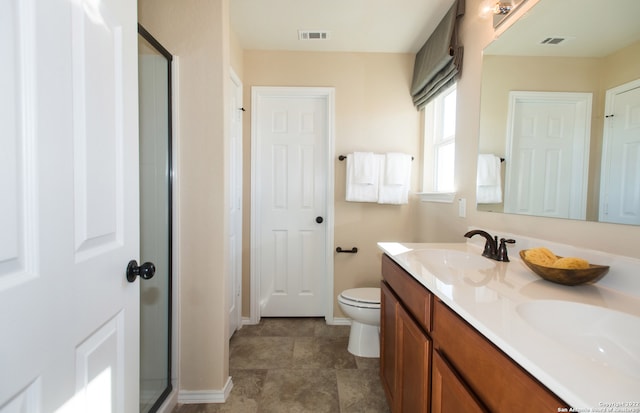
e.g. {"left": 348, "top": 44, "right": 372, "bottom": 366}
{"left": 504, "top": 92, "right": 591, "bottom": 219}
{"left": 0, "top": 0, "right": 140, "bottom": 412}
{"left": 228, "top": 70, "right": 243, "bottom": 337}
{"left": 254, "top": 88, "right": 331, "bottom": 317}
{"left": 600, "top": 81, "right": 640, "bottom": 225}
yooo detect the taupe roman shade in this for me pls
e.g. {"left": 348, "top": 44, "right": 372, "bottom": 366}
{"left": 411, "top": 0, "right": 465, "bottom": 110}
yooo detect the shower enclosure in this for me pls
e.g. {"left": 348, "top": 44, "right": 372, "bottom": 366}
{"left": 138, "top": 25, "right": 173, "bottom": 413}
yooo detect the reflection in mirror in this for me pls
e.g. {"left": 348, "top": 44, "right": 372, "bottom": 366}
{"left": 477, "top": 0, "right": 640, "bottom": 225}
{"left": 490, "top": 0, "right": 528, "bottom": 28}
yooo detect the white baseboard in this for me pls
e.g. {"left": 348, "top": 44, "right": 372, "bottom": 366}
{"left": 328, "top": 317, "right": 351, "bottom": 326}
{"left": 241, "top": 316, "right": 256, "bottom": 326}
{"left": 241, "top": 316, "right": 351, "bottom": 326}
{"left": 177, "top": 376, "right": 233, "bottom": 404}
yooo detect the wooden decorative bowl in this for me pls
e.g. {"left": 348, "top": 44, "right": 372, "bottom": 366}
{"left": 519, "top": 250, "right": 610, "bottom": 286}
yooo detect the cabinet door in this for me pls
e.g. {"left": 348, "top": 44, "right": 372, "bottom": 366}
{"left": 432, "top": 350, "right": 489, "bottom": 413}
{"left": 396, "top": 302, "right": 431, "bottom": 413}
{"left": 381, "top": 282, "right": 398, "bottom": 407}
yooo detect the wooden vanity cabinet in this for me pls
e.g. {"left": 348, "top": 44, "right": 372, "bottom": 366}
{"left": 432, "top": 298, "right": 567, "bottom": 412}
{"left": 380, "top": 254, "right": 568, "bottom": 413}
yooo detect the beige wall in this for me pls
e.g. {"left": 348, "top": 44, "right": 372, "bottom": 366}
{"left": 138, "top": 0, "right": 230, "bottom": 393}
{"left": 241, "top": 51, "right": 422, "bottom": 317}
{"left": 602, "top": 40, "right": 640, "bottom": 89}
{"left": 230, "top": 29, "right": 244, "bottom": 79}
{"left": 419, "top": 0, "right": 640, "bottom": 257}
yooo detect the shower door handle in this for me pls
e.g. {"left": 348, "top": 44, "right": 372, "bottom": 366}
{"left": 126, "top": 260, "right": 156, "bottom": 282}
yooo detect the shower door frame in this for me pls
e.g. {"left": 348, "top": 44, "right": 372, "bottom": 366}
{"left": 138, "top": 23, "right": 174, "bottom": 413}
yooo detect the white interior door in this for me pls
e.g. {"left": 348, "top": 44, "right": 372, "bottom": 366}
{"left": 228, "top": 70, "right": 243, "bottom": 337}
{"left": 252, "top": 87, "right": 333, "bottom": 318}
{"left": 600, "top": 80, "right": 640, "bottom": 225}
{"left": 0, "top": 0, "right": 140, "bottom": 411}
{"left": 504, "top": 91, "right": 591, "bottom": 219}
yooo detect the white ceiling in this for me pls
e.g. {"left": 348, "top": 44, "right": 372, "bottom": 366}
{"left": 230, "top": 0, "right": 456, "bottom": 53}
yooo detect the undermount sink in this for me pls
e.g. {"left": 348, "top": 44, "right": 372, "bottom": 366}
{"left": 516, "top": 300, "right": 640, "bottom": 379}
{"left": 403, "top": 249, "right": 496, "bottom": 277}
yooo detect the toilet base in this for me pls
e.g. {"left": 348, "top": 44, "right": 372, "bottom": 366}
{"left": 347, "top": 321, "right": 380, "bottom": 358}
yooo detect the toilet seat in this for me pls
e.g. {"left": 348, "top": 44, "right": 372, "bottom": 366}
{"left": 339, "top": 287, "right": 380, "bottom": 309}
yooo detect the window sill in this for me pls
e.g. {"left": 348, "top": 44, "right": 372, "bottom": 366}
{"left": 417, "top": 192, "right": 456, "bottom": 203}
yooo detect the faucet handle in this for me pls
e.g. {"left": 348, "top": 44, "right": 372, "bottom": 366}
{"left": 497, "top": 238, "right": 516, "bottom": 262}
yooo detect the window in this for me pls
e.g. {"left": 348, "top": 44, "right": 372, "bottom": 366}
{"left": 421, "top": 84, "right": 456, "bottom": 201}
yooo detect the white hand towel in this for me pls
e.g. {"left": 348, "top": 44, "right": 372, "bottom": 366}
{"left": 378, "top": 154, "right": 411, "bottom": 205}
{"left": 476, "top": 154, "right": 502, "bottom": 204}
{"left": 477, "top": 154, "right": 500, "bottom": 186}
{"left": 346, "top": 154, "right": 379, "bottom": 202}
{"left": 352, "top": 152, "right": 376, "bottom": 184}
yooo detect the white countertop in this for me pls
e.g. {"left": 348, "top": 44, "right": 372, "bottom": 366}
{"left": 378, "top": 241, "right": 640, "bottom": 410}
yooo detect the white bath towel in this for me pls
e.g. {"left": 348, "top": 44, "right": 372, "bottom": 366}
{"left": 346, "top": 153, "right": 379, "bottom": 202}
{"left": 378, "top": 153, "right": 411, "bottom": 205}
{"left": 384, "top": 152, "right": 412, "bottom": 185}
{"left": 352, "top": 152, "right": 376, "bottom": 184}
{"left": 476, "top": 154, "right": 502, "bottom": 204}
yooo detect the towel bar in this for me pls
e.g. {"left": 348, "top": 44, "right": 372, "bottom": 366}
{"left": 338, "top": 155, "right": 413, "bottom": 161}
{"left": 339, "top": 155, "right": 495, "bottom": 161}
{"left": 336, "top": 247, "right": 358, "bottom": 253}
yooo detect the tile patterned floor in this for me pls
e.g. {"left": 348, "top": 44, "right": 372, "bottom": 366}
{"left": 172, "top": 317, "right": 390, "bottom": 413}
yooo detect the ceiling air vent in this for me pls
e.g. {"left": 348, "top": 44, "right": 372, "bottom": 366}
{"left": 540, "top": 37, "right": 570, "bottom": 45}
{"left": 298, "top": 30, "right": 330, "bottom": 41}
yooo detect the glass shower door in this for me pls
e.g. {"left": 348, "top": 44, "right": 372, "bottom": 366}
{"left": 138, "top": 25, "right": 173, "bottom": 413}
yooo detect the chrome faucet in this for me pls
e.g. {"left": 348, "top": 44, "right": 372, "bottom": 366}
{"left": 464, "top": 230, "right": 515, "bottom": 262}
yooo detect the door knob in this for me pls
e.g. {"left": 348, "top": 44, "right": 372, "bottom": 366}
{"left": 126, "top": 260, "right": 156, "bottom": 282}
{"left": 316, "top": 216, "right": 324, "bottom": 224}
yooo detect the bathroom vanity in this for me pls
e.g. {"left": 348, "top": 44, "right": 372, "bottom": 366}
{"left": 378, "top": 240, "right": 640, "bottom": 413}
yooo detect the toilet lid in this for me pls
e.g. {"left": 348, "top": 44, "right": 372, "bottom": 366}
{"left": 340, "top": 287, "right": 380, "bottom": 304}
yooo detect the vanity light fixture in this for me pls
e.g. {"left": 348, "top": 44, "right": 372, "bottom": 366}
{"left": 494, "top": 2, "right": 512, "bottom": 14}
{"left": 479, "top": 0, "right": 515, "bottom": 19}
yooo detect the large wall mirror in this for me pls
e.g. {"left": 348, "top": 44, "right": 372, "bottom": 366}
{"left": 477, "top": 0, "right": 640, "bottom": 225}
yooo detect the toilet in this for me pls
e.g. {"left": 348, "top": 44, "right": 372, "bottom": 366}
{"left": 338, "top": 287, "right": 381, "bottom": 357}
